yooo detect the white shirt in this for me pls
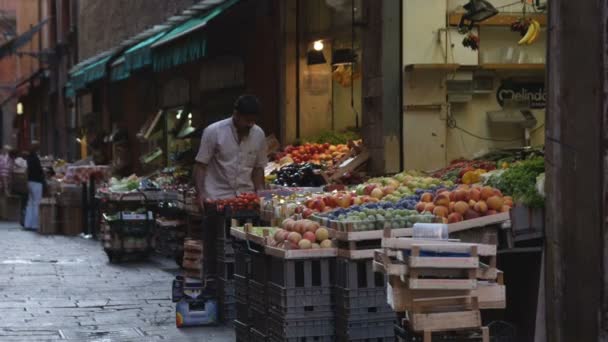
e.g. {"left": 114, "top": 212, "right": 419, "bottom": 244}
{"left": 195, "top": 117, "right": 267, "bottom": 200}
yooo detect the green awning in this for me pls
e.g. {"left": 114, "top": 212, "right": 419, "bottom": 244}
{"left": 110, "top": 57, "right": 129, "bottom": 82}
{"left": 124, "top": 31, "right": 166, "bottom": 72}
{"left": 151, "top": 0, "right": 240, "bottom": 71}
{"left": 71, "top": 55, "right": 111, "bottom": 90}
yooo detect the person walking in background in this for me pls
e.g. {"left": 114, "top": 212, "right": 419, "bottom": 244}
{"left": 0, "top": 145, "right": 14, "bottom": 196}
{"left": 24, "top": 142, "right": 44, "bottom": 231}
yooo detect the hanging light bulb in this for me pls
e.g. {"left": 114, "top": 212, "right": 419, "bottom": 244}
{"left": 16, "top": 102, "right": 23, "bottom": 115}
{"left": 188, "top": 113, "right": 192, "bottom": 119}
{"left": 313, "top": 40, "right": 324, "bottom": 51}
{"left": 176, "top": 109, "right": 183, "bottom": 119}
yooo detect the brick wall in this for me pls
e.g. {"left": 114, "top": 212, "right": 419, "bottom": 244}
{"left": 78, "top": 0, "right": 197, "bottom": 60}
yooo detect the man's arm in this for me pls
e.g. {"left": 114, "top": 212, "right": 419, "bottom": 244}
{"left": 194, "top": 162, "right": 207, "bottom": 209}
{"left": 252, "top": 167, "right": 265, "bottom": 192}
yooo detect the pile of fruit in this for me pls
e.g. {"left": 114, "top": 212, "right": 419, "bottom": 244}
{"left": 269, "top": 219, "right": 333, "bottom": 250}
{"left": 317, "top": 202, "right": 438, "bottom": 231}
{"left": 414, "top": 185, "right": 513, "bottom": 223}
{"left": 485, "top": 156, "right": 545, "bottom": 208}
{"left": 355, "top": 171, "right": 454, "bottom": 203}
{"left": 273, "top": 143, "right": 351, "bottom": 165}
{"left": 431, "top": 160, "right": 497, "bottom": 183}
{"left": 206, "top": 193, "right": 260, "bottom": 213}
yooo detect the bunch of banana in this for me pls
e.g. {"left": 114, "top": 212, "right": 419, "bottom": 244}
{"left": 518, "top": 19, "right": 541, "bottom": 45}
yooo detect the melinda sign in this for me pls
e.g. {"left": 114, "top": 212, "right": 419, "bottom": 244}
{"left": 496, "top": 82, "right": 546, "bottom": 109}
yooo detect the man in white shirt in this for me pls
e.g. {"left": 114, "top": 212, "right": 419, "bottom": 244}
{"left": 194, "top": 95, "right": 267, "bottom": 209}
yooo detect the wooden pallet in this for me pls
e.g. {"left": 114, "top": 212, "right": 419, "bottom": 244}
{"left": 332, "top": 227, "right": 413, "bottom": 260}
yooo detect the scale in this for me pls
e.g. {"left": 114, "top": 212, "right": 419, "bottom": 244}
{"left": 487, "top": 99, "right": 539, "bottom": 146}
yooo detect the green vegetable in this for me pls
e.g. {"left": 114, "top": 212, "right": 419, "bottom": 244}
{"left": 302, "top": 130, "right": 360, "bottom": 145}
{"left": 487, "top": 157, "right": 545, "bottom": 208}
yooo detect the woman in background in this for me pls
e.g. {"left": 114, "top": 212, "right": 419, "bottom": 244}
{"left": 24, "top": 142, "right": 44, "bottom": 231}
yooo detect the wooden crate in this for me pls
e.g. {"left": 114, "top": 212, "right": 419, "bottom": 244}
{"left": 331, "top": 226, "right": 413, "bottom": 260}
{"left": 59, "top": 206, "right": 83, "bottom": 236}
{"left": 39, "top": 198, "right": 59, "bottom": 235}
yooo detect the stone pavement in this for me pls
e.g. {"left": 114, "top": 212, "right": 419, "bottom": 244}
{"left": 0, "top": 223, "right": 234, "bottom": 341}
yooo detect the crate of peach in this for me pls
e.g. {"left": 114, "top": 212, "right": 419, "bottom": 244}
{"left": 205, "top": 193, "right": 261, "bottom": 218}
{"left": 265, "top": 218, "right": 336, "bottom": 259}
{"left": 414, "top": 185, "right": 512, "bottom": 232}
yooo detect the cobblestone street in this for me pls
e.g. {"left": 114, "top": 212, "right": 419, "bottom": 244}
{"left": 0, "top": 223, "right": 234, "bottom": 341}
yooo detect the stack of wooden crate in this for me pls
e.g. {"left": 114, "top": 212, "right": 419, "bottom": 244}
{"left": 375, "top": 234, "right": 505, "bottom": 342}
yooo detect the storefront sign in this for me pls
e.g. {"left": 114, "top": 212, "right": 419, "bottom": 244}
{"left": 496, "top": 82, "right": 546, "bottom": 109}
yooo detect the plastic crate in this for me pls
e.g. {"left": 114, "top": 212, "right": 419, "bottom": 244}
{"left": 335, "top": 318, "right": 395, "bottom": 341}
{"left": 334, "top": 287, "right": 389, "bottom": 310}
{"left": 267, "top": 282, "right": 333, "bottom": 309}
{"left": 268, "top": 304, "right": 334, "bottom": 321}
{"left": 236, "top": 300, "right": 250, "bottom": 325}
{"left": 335, "top": 258, "right": 385, "bottom": 290}
{"left": 234, "top": 242, "right": 252, "bottom": 277}
{"left": 235, "top": 274, "right": 249, "bottom": 303}
{"left": 336, "top": 304, "right": 395, "bottom": 319}
{"left": 249, "top": 279, "right": 267, "bottom": 311}
{"left": 251, "top": 249, "right": 270, "bottom": 283}
{"left": 251, "top": 328, "right": 269, "bottom": 342}
{"left": 269, "top": 257, "right": 333, "bottom": 288}
{"left": 268, "top": 315, "right": 335, "bottom": 340}
{"left": 235, "top": 319, "right": 250, "bottom": 342}
{"left": 217, "top": 259, "right": 235, "bottom": 280}
{"left": 269, "top": 335, "right": 334, "bottom": 342}
{"left": 249, "top": 305, "right": 269, "bottom": 334}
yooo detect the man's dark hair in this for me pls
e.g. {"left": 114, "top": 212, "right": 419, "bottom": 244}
{"left": 234, "top": 95, "right": 261, "bottom": 116}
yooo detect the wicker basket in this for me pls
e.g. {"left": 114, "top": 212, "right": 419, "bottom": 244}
{"left": 39, "top": 198, "right": 59, "bottom": 235}
{"left": 60, "top": 206, "right": 83, "bottom": 236}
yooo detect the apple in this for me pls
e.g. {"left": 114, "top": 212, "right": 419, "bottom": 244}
{"left": 363, "top": 184, "right": 377, "bottom": 196}
{"left": 303, "top": 231, "right": 316, "bottom": 242}
{"left": 287, "top": 232, "right": 302, "bottom": 244}
{"left": 315, "top": 227, "right": 329, "bottom": 241}
{"left": 420, "top": 193, "right": 433, "bottom": 203}
{"left": 320, "top": 240, "right": 333, "bottom": 248}
{"left": 370, "top": 188, "right": 384, "bottom": 200}
{"left": 352, "top": 196, "right": 363, "bottom": 205}
{"left": 336, "top": 194, "right": 352, "bottom": 208}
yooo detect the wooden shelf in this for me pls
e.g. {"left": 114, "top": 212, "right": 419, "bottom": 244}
{"left": 405, "top": 63, "right": 545, "bottom": 72}
{"left": 449, "top": 13, "right": 547, "bottom": 27}
{"left": 405, "top": 64, "right": 461, "bottom": 72}
{"left": 480, "top": 63, "right": 545, "bottom": 71}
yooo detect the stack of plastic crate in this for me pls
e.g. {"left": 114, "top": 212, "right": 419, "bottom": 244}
{"left": 335, "top": 258, "right": 396, "bottom": 342}
{"left": 266, "top": 256, "right": 335, "bottom": 342}
{"left": 234, "top": 240, "right": 252, "bottom": 341}
{"left": 216, "top": 216, "right": 236, "bottom": 324}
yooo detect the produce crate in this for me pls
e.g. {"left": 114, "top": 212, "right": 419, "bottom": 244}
{"left": 334, "top": 286, "right": 390, "bottom": 311}
{"left": 249, "top": 305, "right": 269, "bottom": 334}
{"left": 234, "top": 319, "right": 250, "bottom": 342}
{"left": 236, "top": 300, "right": 250, "bottom": 325}
{"left": 268, "top": 256, "right": 333, "bottom": 288}
{"left": 216, "top": 238, "right": 235, "bottom": 260}
{"left": 234, "top": 241, "right": 252, "bottom": 277}
{"left": 336, "top": 313, "right": 396, "bottom": 342}
{"left": 267, "top": 282, "right": 333, "bottom": 309}
{"left": 217, "top": 258, "right": 235, "bottom": 280}
{"left": 509, "top": 205, "right": 544, "bottom": 242}
{"left": 268, "top": 313, "right": 335, "bottom": 342}
{"left": 39, "top": 198, "right": 59, "bottom": 235}
{"left": 251, "top": 328, "right": 269, "bottom": 342}
{"left": 249, "top": 279, "right": 267, "bottom": 311}
{"left": 335, "top": 258, "right": 385, "bottom": 290}
{"left": 235, "top": 274, "right": 249, "bottom": 303}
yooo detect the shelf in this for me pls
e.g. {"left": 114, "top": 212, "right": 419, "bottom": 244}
{"left": 405, "top": 63, "right": 545, "bottom": 72}
{"left": 449, "top": 13, "right": 547, "bottom": 27}
{"left": 480, "top": 63, "right": 545, "bottom": 71}
{"left": 404, "top": 64, "right": 461, "bottom": 72}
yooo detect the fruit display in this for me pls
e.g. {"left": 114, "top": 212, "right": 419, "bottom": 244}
{"left": 268, "top": 219, "right": 333, "bottom": 250}
{"left": 315, "top": 201, "right": 438, "bottom": 231}
{"left": 206, "top": 193, "right": 260, "bottom": 213}
{"left": 355, "top": 171, "right": 453, "bottom": 203}
{"left": 273, "top": 143, "right": 351, "bottom": 165}
{"left": 63, "top": 165, "right": 112, "bottom": 184}
{"left": 485, "top": 156, "right": 545, "bottom": 208}
{"left": 271, "top": 163, "right": 326, "bottom": 187}
{"left": 414, "top": 185, "right": 513, "bottom": 223}
{"left": 430, "top": 160, "right": 496, "bottom": 184}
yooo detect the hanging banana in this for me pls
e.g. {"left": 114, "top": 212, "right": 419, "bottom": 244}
{"left": 518, "top": 20, "right": 537, "bottom": 45}
{"left": 526, "top": 20, "right": 541, "bottom": 45}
